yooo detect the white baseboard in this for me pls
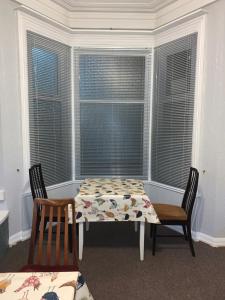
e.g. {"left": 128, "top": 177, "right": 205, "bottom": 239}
{"left": 8, "top": 228, "right": 225, "bottom": 248}
{"left": 192, "top": 231, "right": 225, "bottom": 247}
{"left": 166, "top": 225, "right": 225, "bottom": 247}
{"left": 9, "top": 229, "right": 31, "bottom": 247}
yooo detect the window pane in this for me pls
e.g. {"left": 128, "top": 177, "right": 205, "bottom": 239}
{"left": 80, "top": 103, "right": 144, "bottom": 176}
{"left": 79, "top": 55, "right": 145, "bottom": 101}
{"left": 166, "top": 49, "right": 191, "bottom": 95}
{"left": 75, "top": 51, "right": 151, "bottom": 179}
{"left": 151, "top": 34, "right": 197, "bottom": 189}
{"left": 32, "top": 48, "right": 58, "bottom": 96}
{"left": 27, "top": 32, "right": 72, "bottom": 186}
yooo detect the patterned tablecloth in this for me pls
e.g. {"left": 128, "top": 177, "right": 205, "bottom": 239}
{"left": 74, "top": 178, "right": 159, "bottom": 224}
{"left": 0, "top": 271, "right": 93, "bottom": 300}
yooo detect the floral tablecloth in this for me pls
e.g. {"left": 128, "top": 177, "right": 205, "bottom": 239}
{"left": 0, "top": 271, "right": 93, "bottom": 300}
{"left": 74, "top": 178, "right": 159, "bottom": 224}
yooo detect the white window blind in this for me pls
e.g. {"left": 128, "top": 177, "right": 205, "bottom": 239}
{"left": 27, "top": 31, "right": 72, "bottom": 186}
{"left": 151, "top": 33, "right": 197, "bottom": 189}
{"left": 74, "top": 49, "right": 151, "bottom": 179}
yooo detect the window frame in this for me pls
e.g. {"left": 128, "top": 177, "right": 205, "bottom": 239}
{"left": 74, "top": 48, "right": 152, "bottom": 180}
{"left": 151, "top": 33, "right": 198, "bottom": 189}
{"left": 149, "top": 16, "right": 206, "bottom": 190}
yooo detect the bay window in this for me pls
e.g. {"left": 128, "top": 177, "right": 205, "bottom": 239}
{"left": 27, "top": 31, "right": 197, "bottom": 189}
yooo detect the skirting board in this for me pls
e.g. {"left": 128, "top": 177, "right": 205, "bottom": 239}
{"left": 9, "top": 228, "right": 225, "bottom": 248}
{"left": 167, "top": 225, "right": 225, "bottom": 247}
{"left": 9, "top": 229, "right": 31, "bottom": 247}
{"left": 192, "top": 232, "right": 225, "bottom": 247}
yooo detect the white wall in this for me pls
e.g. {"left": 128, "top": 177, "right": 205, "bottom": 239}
{"left": 198, "top": 0, "right": 225, "bottom": 238}
{"left": 1, "top": 0, "right": 225, "bottom": 245}
{"left": 0, "top": 0, "right": 24, "bottom": 236}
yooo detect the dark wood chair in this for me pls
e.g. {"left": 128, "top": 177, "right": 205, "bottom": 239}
{"left": 151, "top": 167, "right": 199, "bottom": 256}
{"left": 29, "top": 163, "right": 72, "bottom": 251}
{"left": 20, "top": 198, "right": 79, "bottom": 272}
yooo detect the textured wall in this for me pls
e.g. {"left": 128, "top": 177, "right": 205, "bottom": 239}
{"left": 0, "top": 0, "right": 23, "bottom": 235}
{"left": 197, "top": 0, "right": 225, "bottom": 237}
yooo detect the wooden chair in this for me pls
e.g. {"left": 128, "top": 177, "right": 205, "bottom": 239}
{"left": 20, "top": 198, "right": 79, "bottom": 272}
{"left": 29, "top": 163, "right": 72, "bottom": 250}
{"left": 151, "top": 167, "right": 199, "bottom": 256}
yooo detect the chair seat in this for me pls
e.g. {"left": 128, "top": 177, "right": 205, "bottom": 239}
{"left": 20, "top": 264, "right": 79, "bottom": 272}
{"left": 153, "top": 203, "right": 187, "bottom": 221}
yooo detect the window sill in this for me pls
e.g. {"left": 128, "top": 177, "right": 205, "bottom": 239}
{"left": 23, "top": 178, "right": 186, "bottom": 197}
{"left": 48, "top": 179, "right": 186, "bottom": 195}
{"left": 144, "top": 180, "right": 185, "bottom": 194}
{"left": 46, "top": 180, "right": 82, "bottom": 191}
{"left": 23, "top": 179, "right": 83, "bottom": 197}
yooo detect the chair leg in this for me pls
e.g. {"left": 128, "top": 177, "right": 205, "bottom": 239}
{"left": 68, "top": 224, "right": 72, "bottom": 252}
{"left": 182, "top": 225, "right": 188, "bottom": 240}
{"left": 152, "top": 224, "right": 157, "bottom": 256}
{"left": 187, "top": 224, "right": 195, "bottom": 257}
{"left": 150, "top": 223, "right": 153, "bottom": 238}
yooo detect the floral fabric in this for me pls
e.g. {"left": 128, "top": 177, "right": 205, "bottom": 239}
{"left": 74, "top": 178, "right": 160, "bottom": 224}
{"left": 0, "top": 271, "right": 93, "bottom": 300}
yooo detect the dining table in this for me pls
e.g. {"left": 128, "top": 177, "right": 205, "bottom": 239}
{"left": 0, "top": 271, "right": 93, "bottom": 300}
{"left": 72, "top": 178, "right": 160, "bottom": 261}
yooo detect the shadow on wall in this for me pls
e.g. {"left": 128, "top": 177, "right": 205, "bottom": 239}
{"left": 22, "top": 193, "right": 33, "bottom": 232}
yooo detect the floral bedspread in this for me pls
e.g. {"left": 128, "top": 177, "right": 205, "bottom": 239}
{"left": 74, "top": 178, "right": 159, "bottom": 224}
{"left": 0, "top": 271, "right": 93, "bottom": 300}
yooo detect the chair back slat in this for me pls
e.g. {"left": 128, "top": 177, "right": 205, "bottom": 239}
{"left": 28, "top": 201, "right": 38, "bottom": 265}
{"left": 64, "top": 206, "right": 69, "bottom": 265}
{"left": 29, "top": 164, "right": 48, "bottom": 200}
{"left": 46, "top": 206, "right": 54, "bottom": 265}
{"left": 182, "top": 167, "right": 199, "bottom": 220}
{"left": 56, "top": 207, "right": 61, "bottom": 265}
{"left": 37, "top": 205, "right": 46, "bottom": 264}
{"left": 28, "top": 198, "right": 78, "bottom": 270}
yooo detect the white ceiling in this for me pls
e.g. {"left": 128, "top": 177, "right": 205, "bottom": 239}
{"left": 51, "top": 0, "right": 178, "bottom": 12}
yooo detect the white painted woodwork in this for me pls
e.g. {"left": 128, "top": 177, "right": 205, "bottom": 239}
{"left": 13, "top": 0, "right": 217, "bottom": 30}
{"left": 51, "top": 0, "right": 177, "bottom": 12}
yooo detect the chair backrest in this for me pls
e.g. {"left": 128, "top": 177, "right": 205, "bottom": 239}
{"left": 28, "top": 198, "right": 78, "bottom": 270}
{"left": 182, "top": 167, "right": 199, "bottom": 220}
{"left": 29, "top": 164, "right": 48, "bottom": 200}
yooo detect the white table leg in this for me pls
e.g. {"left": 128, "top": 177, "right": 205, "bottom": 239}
{"left": 139, "top": 221, "right": 145, "bottom": 261}
{"left": 86, "top": 220, "right": 89, "bottom": 231}
{"left": 134, "top": 221, "right": 138, "bottom": 232}
{"left": 79, "top": 222, "right": 84, "bottom": 261}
